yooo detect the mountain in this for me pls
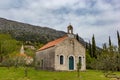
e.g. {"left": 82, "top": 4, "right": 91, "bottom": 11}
{"left": 0, "top": 17, "right": 85, "bottom": 45}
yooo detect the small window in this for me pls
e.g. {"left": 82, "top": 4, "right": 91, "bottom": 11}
{"left": 60, "top": 55, "right": 64, "bottom": 65}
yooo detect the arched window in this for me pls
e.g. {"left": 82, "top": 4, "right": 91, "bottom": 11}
{"left": 60, "top": 55, "right": 64, "bottom": 65}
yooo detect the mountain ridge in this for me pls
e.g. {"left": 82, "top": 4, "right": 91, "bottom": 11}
{"left": 0, "top": 17, "right": 85, "bottom": 46}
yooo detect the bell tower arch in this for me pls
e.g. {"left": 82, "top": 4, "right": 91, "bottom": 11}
{"left": 67, "top": 24, "right": 73, "bottom": 34}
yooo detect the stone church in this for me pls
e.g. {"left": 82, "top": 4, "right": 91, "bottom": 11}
{"left": 35, "top": 25, "right": 86, "bottom": 71}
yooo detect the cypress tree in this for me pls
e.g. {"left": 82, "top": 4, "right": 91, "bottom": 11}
{"left": 92, "top": 34, "right": 96, "bottom": 58}
{"left": 117, "top": 31, "right": 120, "bottom": 53}
{"left": 86, "top": 43, "right": 88, "bottom": 49}
{"left": 89, "top": 40, "right": 92, "bottom": 57}
{"left": 109, "top": 36, "right": 113, "bottom": 52}
{"left": 76, "top": 34, "right": 79, "bottom": 41}
{"left": 109, "top": 36, "right": 112, "bottom": 47}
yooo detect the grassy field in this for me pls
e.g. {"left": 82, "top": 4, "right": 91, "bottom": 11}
{"left": 0, "top": 67, "right": 117, "bottom": 80}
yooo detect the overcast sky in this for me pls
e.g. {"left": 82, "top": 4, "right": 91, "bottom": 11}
{"left": 0, "top": 0, "right": 120, "bottom": 47}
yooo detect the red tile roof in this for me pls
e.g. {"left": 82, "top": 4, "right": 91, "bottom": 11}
{"left": 38, "top": 35, "right": 67, "bottom": 51}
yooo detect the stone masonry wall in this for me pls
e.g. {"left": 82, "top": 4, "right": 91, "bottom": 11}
{"left": 54, "top": 37, "right": 86, "bottom": 71}
{"left": 36, "top": 47, "right": 55, "bottom": 70}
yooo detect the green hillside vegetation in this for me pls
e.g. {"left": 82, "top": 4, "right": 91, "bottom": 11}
{"left": 0, "top": 34, "right": 21, "bottom": 62}
{"left": 0, "top": 34, "right": 35, "bottom": 63}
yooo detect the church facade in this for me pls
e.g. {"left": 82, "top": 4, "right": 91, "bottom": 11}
{"left": 35, "top": 25, "right": 86, "bottom": 71}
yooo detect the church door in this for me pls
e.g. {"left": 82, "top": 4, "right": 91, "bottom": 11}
{"left": 69, "top": 56, "right": 74, "bottom": 70}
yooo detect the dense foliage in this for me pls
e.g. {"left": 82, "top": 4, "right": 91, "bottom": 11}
{"left": 86, "top": 31, "right": 120, "bottom": 72}
{"left": 0, "top": 34, "right": 34, "bottom": 69}
{"left": 0, "top": 34, "right": 20, "bottom": 62}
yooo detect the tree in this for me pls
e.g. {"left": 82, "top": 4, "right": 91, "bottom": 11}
{"left": 108, "top": 36, "right": 113, "bottom": 52}
{"left": 90, "top": 45, "right": 119, "bottom": 71}
{"left": 76, "top": 34, "right": 79, "bottom": 41}
{"left": 77, "top": 60, "right": 81, "bottom": 77}
{"left": 0, "top": 34, "right": 12, "bottom": 62}
{"left": 88, "top": 40, "right": 93, "bottom": 57}
{"left": 0, "top": 34, "right": 19, "bottom": 62}
{"left": 92, "top": 34, "right": 97, "bottom": 58}
{"left": 117, "top": 31, "right": 120, "bottom": 53}
{"left": 109, "top": 36, "right": 112, "bottom": 47}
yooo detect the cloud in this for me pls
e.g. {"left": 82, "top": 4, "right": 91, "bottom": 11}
{"left": 0, "top": 0, "right": 120, "bottom": 47}
{"left": 0, "top": 0, "right": 24, "bottom": 9}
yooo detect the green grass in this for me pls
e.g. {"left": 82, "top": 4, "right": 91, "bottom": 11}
{"left": 0, "top": 67, "right": 113, "bottom": 80}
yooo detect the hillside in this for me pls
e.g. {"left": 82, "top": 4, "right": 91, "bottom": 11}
{"left": 0, "top": 18, "right": 85, "bottom": 45}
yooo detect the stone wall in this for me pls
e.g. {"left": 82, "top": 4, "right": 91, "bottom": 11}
{"left": 54, "top": 37, "right": 86, "bottom": 71}
{"left": 36, "top": 47, "right": 55, "bottom": 70}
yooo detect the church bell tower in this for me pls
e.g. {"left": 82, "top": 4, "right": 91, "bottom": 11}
{"left": 67, "top": 24, "right": 75, "bottom": 38}
{"left": 67, "top": 24, "right": 73, "bottom": 34}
